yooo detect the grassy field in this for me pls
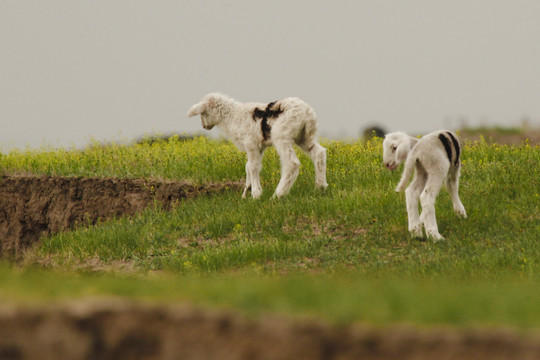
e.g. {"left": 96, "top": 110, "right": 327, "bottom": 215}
{"left": 1, "top": 135, "right": 539, "bottom": 328}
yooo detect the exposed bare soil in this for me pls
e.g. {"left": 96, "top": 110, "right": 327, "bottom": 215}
{"left": 0, "top": 300, "right": 539, "bottom": 360}
{"left": 0, "top": 175, "right": 242, "bottom": 256}
{"left": 459, "top": 128, "right": 540, "bottom": 145}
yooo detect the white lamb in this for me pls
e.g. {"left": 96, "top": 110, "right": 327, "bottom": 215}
{"left": 187, "top": 93, "right": 328, "bottom": 198}
{"left": 383, "top": 130, "right": 467, "bottom": 240}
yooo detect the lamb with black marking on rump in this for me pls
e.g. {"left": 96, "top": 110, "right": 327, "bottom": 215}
{"left": 187, "top": 93, "right": 328, "bottom": 198}
{"left": 383, "top": 130, "right": 467, "bottom": 241}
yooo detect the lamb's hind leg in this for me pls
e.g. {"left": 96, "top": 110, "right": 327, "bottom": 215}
{"left": 273, "top": 140, "right": 300, "bottom": 198}
{"left": 446, "top": 167, "right": 467, "bottom": 218}
{"left": 419, "top": 172, "right": 445, "bottom": 241}
{"left": 242, "top": 162, "right": 251, "bottom": 198}
{"left": 303, "top": 142, "right": 328, "bottom": 189}
{"left": 405, "top": 164, "right": 427, "bottom": 238}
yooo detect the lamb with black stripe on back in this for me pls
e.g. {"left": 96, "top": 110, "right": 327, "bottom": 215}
{"left": 382, "top": 130, "right": 467, "bottom": 241}
{"left": 187, "top": 93, "right": 328, "bottom": 199}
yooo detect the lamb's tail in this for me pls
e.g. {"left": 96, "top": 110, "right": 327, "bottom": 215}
{"left": 395, "top": 155, "right": 415, "bottom": 192}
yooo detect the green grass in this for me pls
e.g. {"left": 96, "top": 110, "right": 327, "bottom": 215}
{"left": 0, "top": 136, "right": 246, "bottom": 183}
{"left": 2, "top": 264, "right": 540, "bottom": 328}
{"left": 1, "top": 136, "right": 539, "bottom": 328}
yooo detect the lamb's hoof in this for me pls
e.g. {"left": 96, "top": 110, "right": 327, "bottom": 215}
{"left": 272, "top": 189, "right": 288, "bottom": 199}
{"left": 316, "top": 183, "right": 329, "bottom": 191}
{"left": 455, "top": 208, "right": 467, "bottom": 219}
{"left": 426, "top": 231, "right": 445, "bottom": 242}
{"left": 409, "top": 227, "right": 423, "bottom": 238}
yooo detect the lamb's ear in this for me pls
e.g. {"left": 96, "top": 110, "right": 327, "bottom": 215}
{"left": 395, "top": 142, "right": 410, "bottom": 163}
{"left": 187, "top": 101, "right": 207, "bottom": 117}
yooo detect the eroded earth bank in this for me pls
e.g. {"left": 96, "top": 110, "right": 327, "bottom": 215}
{"left": 0, "top": 175, "right": 242, "bottom": 256}
{"left": 1, "top": 300, "right": 540, "bottom": 360}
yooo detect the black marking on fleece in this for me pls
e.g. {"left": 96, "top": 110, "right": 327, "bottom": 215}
{"left": 438, "top": 133, "right": 454, "bottom": 165}
{"left": 445, "top": 131, "right": 461, "bottom": 166}
{"left": 252, "top": 101, "right": 283, "bottom": 141}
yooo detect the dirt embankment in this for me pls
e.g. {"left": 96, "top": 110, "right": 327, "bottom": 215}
{"left": 1, "top": 300, "right": 539, "bottom": 360}
{"left": 459, "top": 129, "right": 540, "bottom": 145}
{"left": 0, "top": 175, "right": 242, "bottom": 256}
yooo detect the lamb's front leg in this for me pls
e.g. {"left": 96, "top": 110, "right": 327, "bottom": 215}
{"left": 245, "top": 147, "right": 263, "bottom": 199}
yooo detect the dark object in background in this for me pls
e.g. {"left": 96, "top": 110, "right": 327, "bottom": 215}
{"left": 136, "top": 133, "right": 200, "bottom": 145}
{"left": 362, "top": 126, "right": 386, "bottom": 140}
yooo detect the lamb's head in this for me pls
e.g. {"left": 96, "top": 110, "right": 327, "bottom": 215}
{"left": 382, "top": 132, "right": 417, "bottom": 170}
{"left": 187, "top": 93, "right": 230, "bottom": 130}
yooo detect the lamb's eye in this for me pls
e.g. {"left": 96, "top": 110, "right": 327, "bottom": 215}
{"left": 391, "top": 146, "right": 397, "bottom": 152}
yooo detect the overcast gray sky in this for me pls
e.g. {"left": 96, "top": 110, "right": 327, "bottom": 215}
{"left": 2, "top": 1, "right": 540, "bottom": 149}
